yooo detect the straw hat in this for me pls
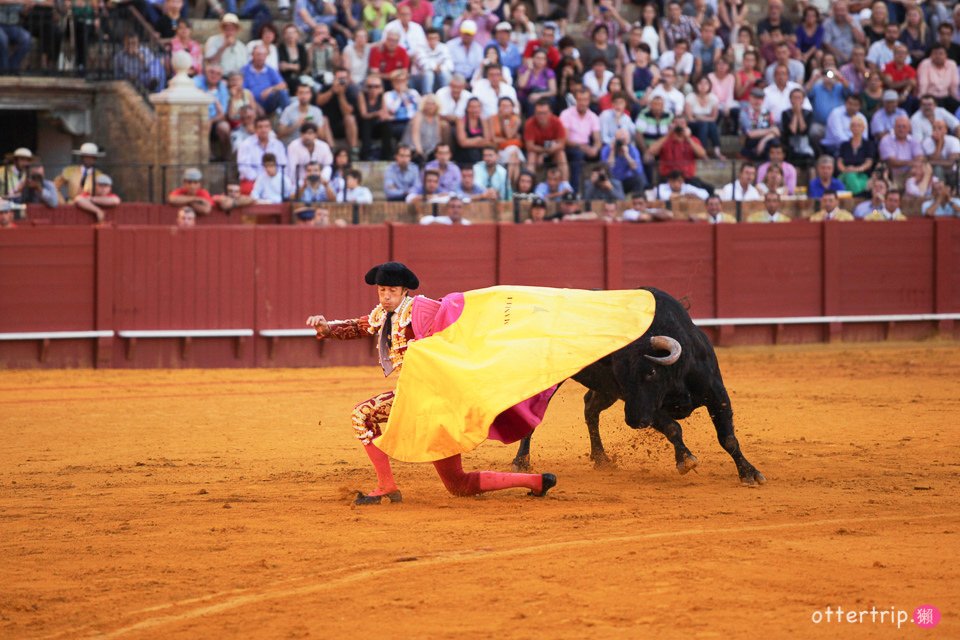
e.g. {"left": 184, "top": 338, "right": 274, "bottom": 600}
{"left": 72, "top": 142, "right": 105, "bottom": 157}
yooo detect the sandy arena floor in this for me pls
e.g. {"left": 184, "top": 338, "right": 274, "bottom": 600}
{"left": 1, "top": 343, "right": 958, "bottom": 639}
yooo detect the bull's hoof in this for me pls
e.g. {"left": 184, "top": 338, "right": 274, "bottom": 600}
{"left": 511, "top": 455, "right": 531, "bottom": 472}
{"left": 739, "top": 467, "right": 767, "bottom": 486}
{"left": 677, "top": 453, "right": 699, "bottom": 475}
{"left": 591, "top": 452, "right": 615, "bottom": 469}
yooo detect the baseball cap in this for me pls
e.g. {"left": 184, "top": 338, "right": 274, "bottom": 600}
{"left": 542, "top": 21, "right": 559, "bottom": 32}
{"left": 95, "top": 174, "right": 113, "bottom": 186}
{"left": 561, "top": 191, "right": 577, "bottom": 202}
{"left": 183, "top": 167, "right": 203, "bottom": 181}
{"left": 750, "top": 87, "right": 764, "bottom": 98}
{"left": 882, "top": 89, "right": 899, "bottom": 101}
{"left": 531, "top": 197, "right": 546, "bottom": 207}
{"left": 460, "top": 19, "right": 477, "bottom": 35}
{"left": 495, "top": 21, "right": 512, "bottom": 32}
{"left": 296, "top": 209, "right": 316, "bottom": 221}
{"left": 221, "top": 13, "right": 239, "bottom": 25}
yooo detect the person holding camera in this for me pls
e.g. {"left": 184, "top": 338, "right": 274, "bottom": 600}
{"left": 600, "top": 128, "right": 645, "bottom": 196}
{"left": 582, "top": 166, "right": 624, "bottom": 202}
{"left": 20, "top": 167, "right": 59, "bottom": 208}
{"left": 646, "top": 115, "right": 711, "bottom": 193}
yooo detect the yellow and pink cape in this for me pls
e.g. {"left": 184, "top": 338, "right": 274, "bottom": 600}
{"left": 375, "top": 286, "right": 657, "bottom": 462}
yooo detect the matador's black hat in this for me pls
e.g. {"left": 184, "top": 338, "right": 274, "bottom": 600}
{"left": 365, "top": 262, "right": 419, "bottom": 290}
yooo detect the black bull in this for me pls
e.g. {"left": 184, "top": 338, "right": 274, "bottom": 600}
{"left": 511, "top": 288, "right": 766, "bottom": 486}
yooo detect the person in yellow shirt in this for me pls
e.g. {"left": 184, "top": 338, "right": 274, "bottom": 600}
{"left": 810, "top": 190, "right": 855, "bottom": 221}
{"left": 746, "top": 192, "right": 793, "bottom": 223}
{"left": 54, "top": 143, "right": 110, "bottom": 203}
{"left": 695, "top": 194, "right": 737, "bottom": 223}
{"left": 864, "top": 188, "right": 908, "bottom": 220}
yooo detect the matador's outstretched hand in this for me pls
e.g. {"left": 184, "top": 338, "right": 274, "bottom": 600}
{"left": 306, "top": 315, "right": 330, "bottom": 337}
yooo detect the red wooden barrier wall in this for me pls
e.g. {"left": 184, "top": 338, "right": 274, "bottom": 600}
{"left": 2, "top": 220, "right": 959, "bottom": 369}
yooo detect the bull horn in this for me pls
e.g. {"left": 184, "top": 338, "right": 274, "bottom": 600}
{"left": 644, "top": 335, "right": 682, "bottom": 366}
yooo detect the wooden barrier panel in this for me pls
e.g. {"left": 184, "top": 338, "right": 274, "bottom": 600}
{"left": 497, "top": 223, "right": 607, "bottom": 289}
{"left": 390, "top": 223, "right": 498, "bottom": 298}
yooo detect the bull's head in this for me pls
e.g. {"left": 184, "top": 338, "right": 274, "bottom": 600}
{"left": 617, "top": 335, "right": 683, "bottom": 429}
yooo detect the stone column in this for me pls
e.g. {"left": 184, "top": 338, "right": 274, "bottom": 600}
{"left": 150, "top": 51, "right": 214, "bottom": 190}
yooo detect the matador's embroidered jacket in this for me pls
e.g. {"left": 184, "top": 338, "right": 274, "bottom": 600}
{"left": 320, "top": 295, "right": 416, "bottom": 376}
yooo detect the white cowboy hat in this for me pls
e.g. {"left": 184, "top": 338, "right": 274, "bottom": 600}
{"left": 11, "top": 147, "right": 35, "bottom": 160}
{"left": 72, "top": 142, "right": 105, "bottom": 157}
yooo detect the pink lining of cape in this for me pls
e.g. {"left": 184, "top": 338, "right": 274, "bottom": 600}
{"left": 411, "top": 294, "right": 557, "bottom": 444}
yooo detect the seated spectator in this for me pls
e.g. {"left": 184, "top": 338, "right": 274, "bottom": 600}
{"left": 554, "top": 192, "right": 597, "bottom": 221}
{"left": 837, "top": 114, "right": 876, "bottom": 195}
{"left": 168, "top": 168, "right": 214, "bottom": 216}
{"left": 237, "top": 116, "right": 288, "bottom": 193}
{"left": 871, "top": 90, "right": 907, "bottom": 140}
{"left": 205, "top": 14, "right": 249, "bottom": 76}
{"left": 864, "top": 188, "right": 907, "bottom": 220}
{"left": 447, "top": 19, "right": 483, "bottom": 80}
{"left": 807, "top": 68, "right": 847, "bottom": 146}
{"left": 921, "top": 179, "right": 960, "bottom": 217}
{"left": 747, "top": 192, "right": 792, "bottom": 223}
{"left": 911, "top": 95, "right": 960, "bottom": 145}
{"left": 738, "top": 88, "right": 780, "bottom": 162}
{"left": 694, "top": 194, "right": 736, "bottom": 223}
{"left": 471, "top": 64, "right": 518, "bottom": 121}
{"left": 923, "top": 119, "right": 960, "bottom": 182}
{"left": 114, "top": 32, "right": 166, "bottom": 92}
{"left": 622, "top": 192, "right": 673, "bottom": 223}
{"left": 452, "top": 0, "right": 498, "bottom": 48}
{"left": 625, "top": 43, "right": 659, "bottom": 113}
{"left": 690, "top": 22, "right": 723, "bottom": 81}
{"left": 904, "top": 161, "right": 934, "bottom": 199}
{"left": 75, "top": 175, "right": 121, "bottom": 224}
{"left": 866, "top": 23, "right": 902, "bottom": 72}
{"left": 177, "top": 206, "right": 197, "bottom": 227}
{"left": 195, "top": 63, "right": 232, "bottom": 160}
{"left": 839, "top": 45, "right": 869, "bottom": 94}
{"left": 420, "top": 195, "right": 472, "bottom": 224}
{"left": 600, "top": 129, "right": 645, "bottom": 195}
{"left": 19, "top": 166, "right": 59, "bottom": 208}
{"left": 384, "top": 144, "right": 420, "bottom": 201}
{"left": 763, "top": 65, "right": 811, "bottom": 124}
{"left": 708, "top": 56, "right": 737, "bottom": 133}
{"left": 473, "top": 146, "right": 512, "bottom": 200}
{"left": 822, "top": 1, "right": 863, "bottom": 66}
{"left": 756, "top": 164, "right": 787, "bottom": 196}
{"left": 558, "top": 89, "right": 601, "bottom": 193}
{"left": 357, "top": 75, "right": 391, "bottom": 161}
{"left": 278, "top": 84, "right": 328, "bottom": 146}
{"left": 0, "top": 2, "right": 31, "bottom": 74}
{"left": 338, "top": 169, "right": 374, "bottom": 203}
{"left": 170, "top": 20, "right": 203, "bottom": 76}
{"left": 1, "top": 147, "right": 33, "bottom": 198}
{"left": 361, "top": 0, "right": 396, "bottom": 41}
{"left": 763, "top": 41, "right": 805, "bottom": 85}
{"left": 295, "top": 162, "right": 335, "bottom": 205}
{"left": 524, "top": 98, "right": 569, "bottom": 181}
{"left": 918, "top": 45, "right": 959, "bottom": 113}
{"left": 534, "top": 167, "right": 573, "bottom": 200}
{"left": 635, "top": 95, "right": 675, "bottom": 152}
{"left": 251, "top": 153, "right": 293, "bottom": 204}
{"left": 879, "top": 115, "right": 925, "bottom": 185}
{"left": 598, "top": 91, "right": 636, "bottom": 147}
{"left": 278, "top": 24, "right": 309, "bottom": 94}
{"left": 808, "top": 156, "right": 845, "bottom": 198}
{"left": 490, "top": 21, "right": 521, "bottom": 78}
{"left": 413, "top": 27, "right": 453, "bottom": 95}
{"left": 647, "top": 67, "right": 685, "bottom": 116}
{"left": 810, "top": 190, "right": 854, "bottom": 221}
{"left": 457, "top": 165, "right": 491, "bottom": 200}
{"left": 882, "top": 43, "right": 917, "bottom": 110}
{"left": 384, "top": 69, "right": 421, "bottom": 146}
{"left": 342, "top": 29, "right": 372, "bottom": 87}
{"left": 517, "top": 49, "right": 557, "bottom": 116}
{"left": 734, "top": 50, "right": 762, "bottom": 104}
{"left": 650, "top": 170, "right": 709, "bottom": 200}
{"left": 243, "top": 44, "right": 290, "bottom": 115}
{"left": 407, "top": 168, "right": 451, "bottom": 203}
{"left": 287, "top": 122, "right": 334, "bottom": 186}
{"left": 661, "top": 1, "right": 700, "bottom": 51}
{"left": 488, "top": 96, "right": 524, "bottom": 184}
{"left": 423, "top": 143, "right": 462, "bottom": 194}
{"left": 756, "top": 142, "right": 797, "bottom": 195}
{"left": 647, "top": 116, "right": 711, "bottom": 192}
{"left": 230, "top": 105, "right": 258, "bottom": 152}
{"left": 402, "top": 92, "right": 443, "bottom": 163}
{"left": 213, "top": 183, "right": 255, "bottom": 211}
{"left": 795, "top": 6, "right": 824, "bottom": 65}
{"left": 522, "top": 21, "right": 561, "bottom": 70}
{"left": 525, "top": 196, "right": 550, "bottom": 223}
{"left": 247, "top": 23, "right": 280, "bottom": 70}
{"left": 453, "top": 97, "right": 490, "bottom": 166}
{"left": 513, "top": 170, "right": 536, "bottom": 200}
{"left": 369, "top": 30, "right": 410, "bottom": 89}
{"left": 55, "top": 143, "right": 108, "bottom": 203}
{"left": 583, "top": 58, "right": 613, "bottom": 103}
{"left": 685, "top": 76, "right": 723, "bottom": 159}
{"left": 315, "top": 67, "right": 360, "bottom": 159}
{"left": 0, "top": 200, "right": 14, "bottom": 228}
{"left": 385, "top": 4, "right": 428, "bottom": 59}
{"left": 582, "top": 166, "right": 625, "bottom": 202}
{"left": 780, "top": 88, "right": 816, "bottom": 167}
{"left": 853, "top": 176, "right": 888, "bottom": 219}
{"left": 719, "top": 164, "right": 762, "bottom": 201}
{"left": 582, "top": 24, "right": 619, "bottom": 75}
{"left": 306, "top": 25, "right": 340, "bottom": 88}
{"left": 436, "top": 74, "right": 473, "bottom": 136}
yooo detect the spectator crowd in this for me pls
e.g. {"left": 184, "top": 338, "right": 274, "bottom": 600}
{"left": 6, "top": 0, "right": 960, "bottom": 224}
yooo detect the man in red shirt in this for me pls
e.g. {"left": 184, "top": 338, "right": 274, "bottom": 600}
{"left": 524, "top": 98, "right": 569, "bottom": 181}
{"left": 397, "top": 0, "right": 433, "bottom": 27}
{"left": 646, "top": 115, "right": 712, "bottom": 192}
{"left": 167, "top": 168, "right": 214, "bottom": 216}
{"left": 522, "top": 21, "right": 561, "bottom": 70}
{"left": 883, "top": 43, "right": 918, "bottom": 111}
{"left": 368, "top": 30, "right": 410, "bottom": 87}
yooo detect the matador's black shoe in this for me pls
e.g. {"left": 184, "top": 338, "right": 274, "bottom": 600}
{"left": 354, "top": 490, "right": 403, "bottom": 505}
{"left": 529, "top": 473, "right": 557, "bottom": 497}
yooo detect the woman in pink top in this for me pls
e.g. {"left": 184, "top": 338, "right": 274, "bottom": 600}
{"left": 170, "top": 20, "right": 203, "bottom": 76}
{"left": 708, "top": 55, "right": 737, "bottom": 132}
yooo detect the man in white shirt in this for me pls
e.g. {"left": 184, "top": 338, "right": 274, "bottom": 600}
{"left": 277, "top": 84, "right": 329, "bottom": 145}
{"left": 251, "top": 153, "right": 293, "bottom": 203}
{"left": 384, "top": 4, "right": 428, "bottom": 59}
{"left": 718, "top": 163, "right": 762, "bottom": 201}
{"left": 338, "top": 169, "right": 374, "bottom": 203}
{"left": 657, "top": 40, "right": 695, "bottom": 88}
{"left": 646, "top": 67, "right": 685, "bottom": 116}
{"left": 470, "top": 64, "right": 518, "bottom": 119}
{"left": 649, "top": 170, "right": 709, "bottom": 200}
{"left": 413, "top": 27, "right": 454, "bottom": 94}
{"left": 867, "top": 23, "right": 907, "bottom": 71}
{"left": 762, "top": 64, "right": 812, "bottom": 123}
{"left": 419, "top": 195, "right": 473, "bottom": 224}
{"left": 204, "top": 13, "right": 248, "bottom": 75}
{"left": 236, "top": 116, "right": 288, "bottom": 191}
{"left": 820, "top": 94, "right": 865, "bottom": 155}
{"left": 436, "top": 74, "right": 473, "bottom": 126}
{"left": 910, "top": 95, "right": 960, "bottom": 143}
{"left": 287, "top": 122, "right": 333, "bottom": 187}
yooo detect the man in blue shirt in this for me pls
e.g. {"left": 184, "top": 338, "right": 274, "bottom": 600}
{"left": 447, "top": 20, "right": 483, "bottom": 81}
{"left": 600, "top": 129, "right": 646, "bottom": 195}
{"left": 808, "top": 71, "right": 847, "bottom": 144}
{"left": 383, "top": 145, "right": 420, "bottom": 201}
{"left": 490, "top": 22, "right": 521, "bottom": 78}
{"left": 808, "top": 155, "right": 846, "bottom": 198}
{"left": 242, "top": 44, "right": 290, "bottom": 115}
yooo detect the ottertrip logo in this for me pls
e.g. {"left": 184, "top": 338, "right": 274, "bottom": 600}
{"left": 503, "top": 296, "right": 513, "bottom": 325}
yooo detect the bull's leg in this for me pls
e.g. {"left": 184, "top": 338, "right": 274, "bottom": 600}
{"left": 652, "top": 415, "right": 700, "bottom": 475}
{"left": 585, "top": 388, "right": 618, "bottom": 467}
{"left": 705, "top": 383, "right": 766, "bottom": 486}
{"left": 512, "top": 436, "right": 532, "bottom": 472}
